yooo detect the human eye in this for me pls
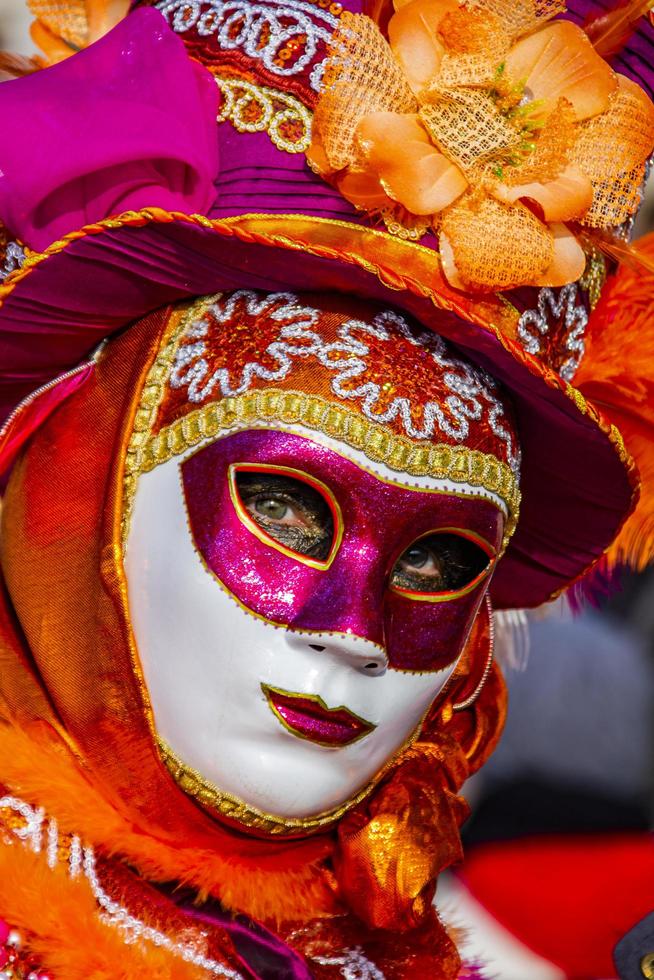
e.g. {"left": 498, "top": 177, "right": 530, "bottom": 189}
{"left": 390, "top": 531, "right": 493, "bottom": 598}
{"left": 233, "top": 469, "right": 336, "bottom": 562}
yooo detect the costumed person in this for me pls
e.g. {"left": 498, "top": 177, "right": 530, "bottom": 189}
{"left": 0, "top": 1, "right": 653, "bottom": 978}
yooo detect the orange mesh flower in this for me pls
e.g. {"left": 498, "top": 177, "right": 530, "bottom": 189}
{"left": 27, "top": 0, "right": 129, "bottom": 63}
{"left": 307, "top": 0, "right": 654, "bottom": 292}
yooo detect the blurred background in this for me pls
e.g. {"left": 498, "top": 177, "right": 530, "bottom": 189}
{"left": 1, "top": 6, "right": 653, "bottom": 979}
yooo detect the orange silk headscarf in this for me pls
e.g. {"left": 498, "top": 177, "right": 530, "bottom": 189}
{"left": 0, "top": 299, "right": 506, "bottom": 952}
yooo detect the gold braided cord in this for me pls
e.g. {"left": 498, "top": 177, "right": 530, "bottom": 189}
{"left": 158, "top": 738, "right": 385, "bottom": 834}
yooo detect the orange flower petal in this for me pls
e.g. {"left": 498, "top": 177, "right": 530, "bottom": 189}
{"left": 534, "top": 223, "right": 586, "bottom": 286}
{"left": 357, "top": 112, "right": 468, "bottom": 214}
{"left": 438, "top": 232, "right": 467, "bottom": 290}
{"left": 337, "top": 170, "right": 394, "bottom": 210}
{"left": 505, "top": 21, "right": 617, "bottom": 121}
{"left": 30, "top": 20, "right": 76, "bottom": 63}
{"left": 358, "top": 110, "right": 433, "bottom": 148}
{"left": 493, "top": 166, "right": 594, "bottom": 222}
{"left": 571, "top": 74, "right": 654, "bottom": 181}
{"left": 388, "top": 0, "right": 458, "bottom": 93}
{"left": 87, "top": 0, "right": 129, "bottom": 42}
{"left": 312, "top": 14, "right": 416, "bottom": 171}
{"left": 581, "top": 162, "right": 646, "bottom": 229}
{"left": 440, "top": 197, "right": 554, "bottom": 291}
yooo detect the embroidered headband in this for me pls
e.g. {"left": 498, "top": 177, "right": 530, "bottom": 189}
{"left": 125, "top": 290, "right": 521, "bottom": 543}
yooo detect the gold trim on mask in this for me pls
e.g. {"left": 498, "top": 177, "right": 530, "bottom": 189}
{"left": 121, "top": 296, "right": 519, "bottom": 833}
{"left": 157, "top": 736, "right": 394, "bottom": 835}
{"left": 228, "top": 461, "right": 345, "bottom": 571}
{"left": 142, "top": 393, "right": 519, "bottom": 546}
{"left": 261, "top": 683, "right": 377, "bottom": 747}
{"left": 122, "top": 296, "right": 520, "bottom": 551}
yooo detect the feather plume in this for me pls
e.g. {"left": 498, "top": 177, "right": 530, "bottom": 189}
{"left": 0, "top": 844, "right": 207, "bottom": 979}
{"left": 574, "top": 231, "right": 654, "bottom": 573}
{"left": 0, "top": 52, "right": 41, "bottom": 77}
{"left": 493, "top": 609, "right": 530, "bottom": 670}
{"left": 580, "top": 229, "right": 654, "bottom": 276}
{"left": 583, "top": 0, "right": 654, "bottom": 58}
{"left": 0, "top": 721, "right": 335, "bottom": 927}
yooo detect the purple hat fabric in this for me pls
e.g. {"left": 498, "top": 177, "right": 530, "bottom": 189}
{"left": 0, "top": 0, "right": 651, "bottom": 608}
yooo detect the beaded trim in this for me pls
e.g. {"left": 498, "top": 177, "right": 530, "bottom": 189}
{"left": 215, "top": 75, "right": 312, "bottom": 153}
{"left": 312, "top": 947, "right": 386, "bottom": 980}
{"left": 122, "top": 296, "right": 520, "bottom": 549}
{"left": 0, "top": 241, "right": 26, "bottom": 283}
{"left": 168, "top": 291, "right": 520, "bottom": 473}
{"left": 141, "top": 389, "right": 519, "bottom": 542}
{"left": 157, "top": 0, "right": 338, "bottom": 92}
{"left": 517, "top": 283, "right": 589, "bottom": 383}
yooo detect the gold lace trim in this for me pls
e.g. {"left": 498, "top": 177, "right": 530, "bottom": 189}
{"left": 142, "top": 390, "right": 518, "bottom": 542}
{"left": 215, "top": 76, "right": 312, "bottom": 154}
{"left": 158, "top": 738, "right": 383, "bottom": 834}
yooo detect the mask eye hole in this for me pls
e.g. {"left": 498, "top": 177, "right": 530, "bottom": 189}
{"left": 230, "top": 464, "right": 341, "bottom": 569}
{"left": 390, "top": 529, "right": 495, "bottom": 601}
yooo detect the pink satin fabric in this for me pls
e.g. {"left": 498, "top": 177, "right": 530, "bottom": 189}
{"left": 0, "top": 9, "right": 218, "bottom": 252}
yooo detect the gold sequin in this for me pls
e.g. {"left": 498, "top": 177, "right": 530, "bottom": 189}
{"left": 158, "top": 737, "right": 390, "bottom": 834}
{"left": 641, "top": 953, "right": 654, "bottom": 979}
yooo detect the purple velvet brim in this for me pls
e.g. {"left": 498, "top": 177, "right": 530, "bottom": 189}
{"left": 0, "top": 214, "right": 633, "bottom": 609}
{"left": 0, "top": 1, "right": 647, "bottom": 607}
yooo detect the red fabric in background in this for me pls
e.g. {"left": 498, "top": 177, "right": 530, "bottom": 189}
{"left": 458, "top": 833, "right": 654, "bottom": 979}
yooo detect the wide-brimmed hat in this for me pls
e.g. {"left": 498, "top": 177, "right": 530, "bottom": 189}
{"left": 1, "top": 0, "right": 653, "bottom": 608}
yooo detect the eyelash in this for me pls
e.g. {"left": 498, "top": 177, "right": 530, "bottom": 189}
{"left": 390, "top": 532, "right": 494, "bottom": 602}
{"left": 229, "top": 464, "right": 342, "bottom": 571}
{"left": 230, "top": 466, "right": 495, "bottom": 600}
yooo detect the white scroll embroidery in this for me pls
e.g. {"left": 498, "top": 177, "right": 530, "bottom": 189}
{"left": 170, "top": 290, "right": 521, "bottom": 473}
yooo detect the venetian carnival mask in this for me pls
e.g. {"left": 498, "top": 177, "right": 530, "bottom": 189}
{"left": 124, "top": 289, "right": 521, "bottom": 828}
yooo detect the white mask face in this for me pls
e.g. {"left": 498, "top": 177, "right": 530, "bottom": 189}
{"left": 124, "top": 425, "right": 503, "bottom": 823}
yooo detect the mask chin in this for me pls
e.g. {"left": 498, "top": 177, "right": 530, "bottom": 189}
{"left": 124, "top": 424, "right": 503, "bottom": 829}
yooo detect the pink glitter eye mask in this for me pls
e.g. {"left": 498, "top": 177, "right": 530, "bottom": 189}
{"left": 181, "top": 429, "right": 503, "bottom": 672}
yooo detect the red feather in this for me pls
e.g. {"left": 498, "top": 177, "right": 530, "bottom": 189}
{"left": 583, "top": 0, "right": 654, "bottom": 58}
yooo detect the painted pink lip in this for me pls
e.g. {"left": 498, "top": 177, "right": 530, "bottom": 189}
{"left": 262, "top": 684, "right": 375, "bottom": 747}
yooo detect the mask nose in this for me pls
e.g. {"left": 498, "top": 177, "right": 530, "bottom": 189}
{"left": 288, "top": 632, "right": 388, "bottom": 676}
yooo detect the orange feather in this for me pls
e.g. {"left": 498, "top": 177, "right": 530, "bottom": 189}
{"left": 0, "top": 721, "right": 336, "bottom": 927}
{"left": 574, "top": 232, "right": 654, "bottom": 571}
{"left": 0, "top": 52, "right": 41, "bottom": 77}
{"left": 0, "top": 844, "right": 207, "bottom": 979}
{"left": 582, "top": 229, "right": 654, "bottom": 275}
